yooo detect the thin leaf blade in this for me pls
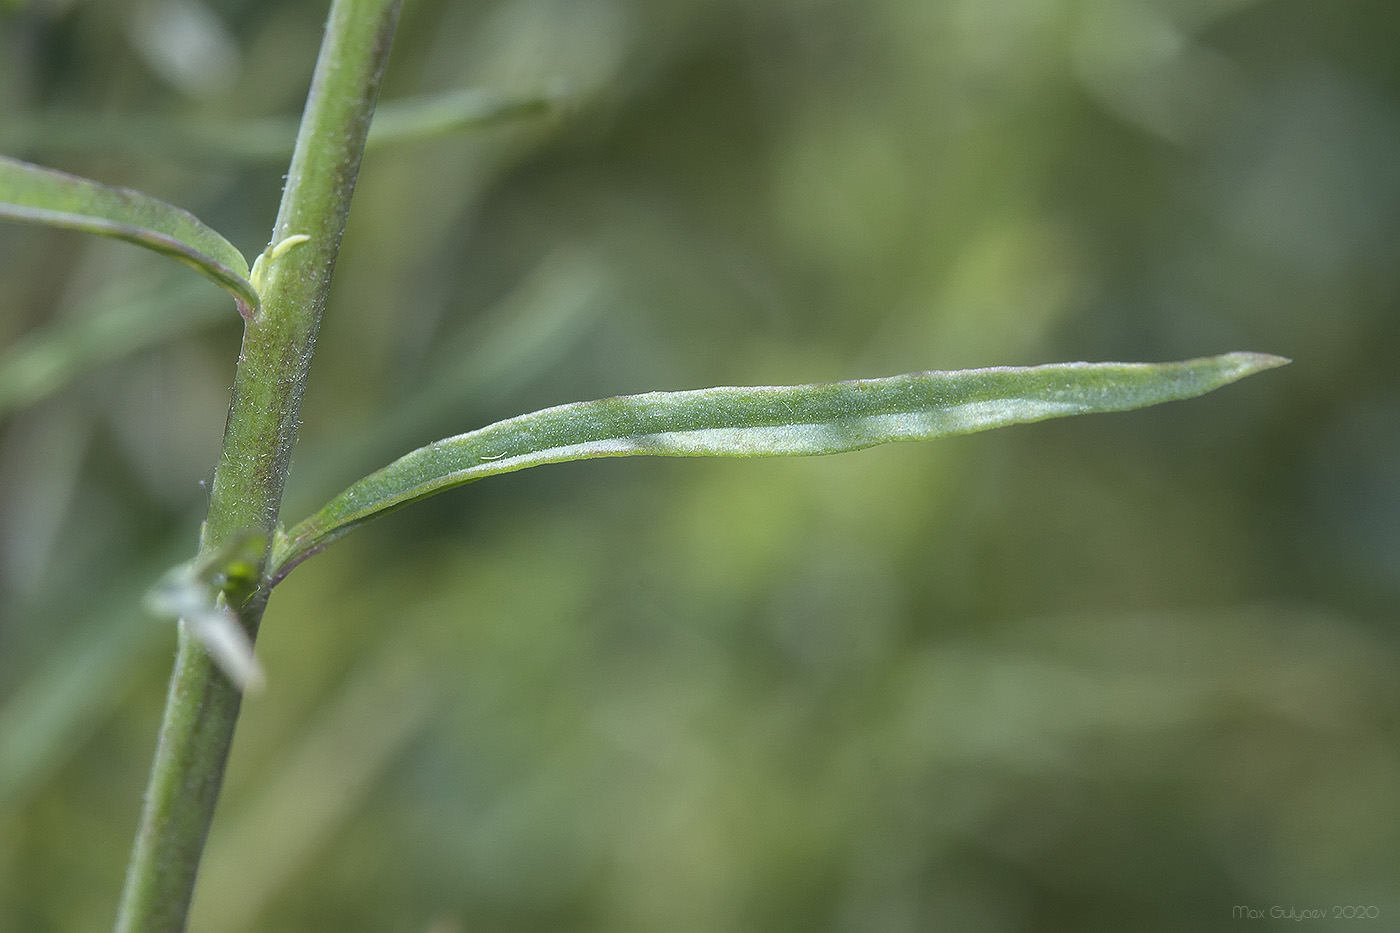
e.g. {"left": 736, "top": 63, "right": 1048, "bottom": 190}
{"left": 365, "top": 85, "right": 566, "bottom": 149}
{"left": 2, "top": 87, "right": 566, "bottom": 163}
{"left": 0, "top": 274, "right": 227, "bottom": 418}
{"left": 271, "top": 352, "right": 1286, "bottom": 581}
{"left": 0, "top": 155, "right": 258, "bottom": 312}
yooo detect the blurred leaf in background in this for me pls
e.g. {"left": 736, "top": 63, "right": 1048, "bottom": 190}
{"left": 1, "top": 0, "right": 1397, "bottom": 931}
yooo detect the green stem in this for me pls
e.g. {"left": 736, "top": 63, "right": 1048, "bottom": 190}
{"left": 113, "top": 2, "right": 402, "bottom": 930}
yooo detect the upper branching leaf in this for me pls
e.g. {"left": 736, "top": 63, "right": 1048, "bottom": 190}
{"left": 269, "top": 352, "right": 1288, "bottom": 583}
{"left": 0, "top": 155, "right": 258, "bottom": 314}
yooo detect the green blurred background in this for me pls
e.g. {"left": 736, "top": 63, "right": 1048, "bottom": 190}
{"left": 2, "top": 0, "right": 1398, "bottom": 930}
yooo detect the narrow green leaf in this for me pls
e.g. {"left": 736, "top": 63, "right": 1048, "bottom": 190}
{"left": 270, "top": 352, "right": 1288, "bottom": 581}
{"left": 0, "top": 155, "right": 258, "bottom": 313}
{"left": 1, "top": 86, "right": 566, "bottom": 163}
{"left": 0, "top": 275, "right": 227, "bottom": 418}
{"left": 364, "top": 85, "right": 566, "bottom": 149}
{"left": 0, "top": 543, "right": 192, "bottom": 815}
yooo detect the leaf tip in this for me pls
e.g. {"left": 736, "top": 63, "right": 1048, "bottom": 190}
{"left": 182, "top": 610, "right": 267, "bottom": 693}
{"left": 1211, "top": 351, "right": 1291, "bottom": 383}
{"left": 1240, "top": 351, "right": 1291, "bottom": 370}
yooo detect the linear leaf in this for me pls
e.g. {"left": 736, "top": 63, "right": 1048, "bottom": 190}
{"left": 0, "top": 275, "right": 227, "bottom": 418}
{"left": 270, "top": 352, "right": 1287, "bottom": 582}
{"left": 1, "top": 87, "right": 566, "bottom": 163}
{"left": 0, "top": 155, "right": 258, "bottom": 313}
{"left": 364, "top": 85, "right": 566, "bottom": 149}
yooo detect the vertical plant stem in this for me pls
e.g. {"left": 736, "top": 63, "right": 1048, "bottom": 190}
{"left": 114, "top": 1, "right": 402, "bottom": 930}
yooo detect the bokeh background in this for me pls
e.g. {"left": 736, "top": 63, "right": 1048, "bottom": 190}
{"left": 2, "top": 0, "right": 1398, "bottom": 930}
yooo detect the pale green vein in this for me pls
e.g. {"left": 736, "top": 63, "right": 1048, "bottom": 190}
{"left": 0, "top": 155, "right": 258, "bottom": 313}
{"left": 269, "top": 352, "right": 1288, "bottom": 582}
